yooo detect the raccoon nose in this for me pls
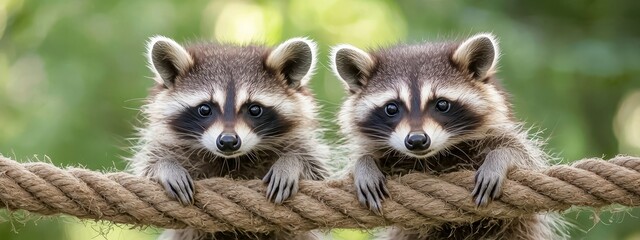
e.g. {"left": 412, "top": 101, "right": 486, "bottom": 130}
{"left": 216, "top": 133, "right": 241, "bottom": 152}
{"left": 405, "top": 132, "right": 430, "bottom": 151}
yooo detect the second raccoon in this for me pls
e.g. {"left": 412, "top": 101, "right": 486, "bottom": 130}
{"left": 331, "top": 33, "right": 564, "bottom": 239}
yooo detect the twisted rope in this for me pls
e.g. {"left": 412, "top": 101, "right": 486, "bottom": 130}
{"left": 0, "top": 155, "right": 639, "bottom": 233}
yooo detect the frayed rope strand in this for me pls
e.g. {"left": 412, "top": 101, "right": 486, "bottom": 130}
{"left": 0, "top": 156, "right": 639, "bottom": 233}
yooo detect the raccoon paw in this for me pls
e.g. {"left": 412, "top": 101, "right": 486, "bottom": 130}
{"left": 354, "top": 172, "right": 389, "bottom": 215}
{"left": 471, "top": 167, "right": 505, "bottom": 207}
{"left": 263, "top": 166, "right": 300, "bottom": 204}
{"left": 157, "top": 166, "right": 195, "bottom": 206}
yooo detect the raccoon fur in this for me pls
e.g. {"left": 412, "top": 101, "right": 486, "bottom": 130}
{"left": 330, "top": 33, "right": 566, "bottom": 239}
{"left": 129, "top": 36, "right": 329, "bottom": 240}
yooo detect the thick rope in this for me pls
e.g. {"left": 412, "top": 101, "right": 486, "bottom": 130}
{"left": 0, "top": 155, "right": 639, "bottom": 233}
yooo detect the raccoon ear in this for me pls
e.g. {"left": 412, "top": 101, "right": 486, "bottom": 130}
{"left": 452, "top": 33, "right": 499, "bottom": 81}
{"left": 266, "top": 37, "right": 318, "bottom": 89}
{"left": 330, "top": 44, "right": 375, "bottom": 93}
{"left": 147, "top": 36, "right": 194, "bottom": 88}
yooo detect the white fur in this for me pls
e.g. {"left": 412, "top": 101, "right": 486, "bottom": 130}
{"left": 199, "top": 121, "right": 260, "bottom": 159}
{"left": 248, "top": 88, "right": 317, "bottom": 122}
{"left": 388, "top": 121, "right": 411, "bottom": 153}
{"left": 388, "top": 119, "right": 452, "bottom": 159}
{"left": 212, "top": 87, "right": 226, "bottom": 111}
{"left": 200, "top": 122, "right": 223, "bottom": 155}
{"left": 452, "top": 33, "right": 500, "bottom": 78}
{"left": 329, "top": 44, "right": 375, "bottom": 91}
{"left": 146, "top": 35, "right": 194, "bottom": 86}
{"left": 266, "top": 37, "right": 318, "bottom": 86}
{"left": 422, "top": 119, "right": 452, "bottom": 156}
{"left": 418, "top": 83, "right": 432, "bottom": 111}
{"left": 359, "top": 90, "right": 397, "bottom": 112}
{"left": 481, "top": 84, "right": 510, "bottom": 119}
{"left": 398, "top": 84, "right": 412, "bottom": 111}
{"left": 434, "top": 85, "right": 485, "bottom": 109}
{"left": 235, "top": 121, "right": 261, "bottom": 155}
{"left": 235, "top": 87, "right": 249, "bottom": 111}
{"left": 144, "top": 91, "right": 211, "bottom": 119}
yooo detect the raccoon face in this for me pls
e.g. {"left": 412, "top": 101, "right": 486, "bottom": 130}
{"left": 332, "top": 33, "right": 511, "bottom": 159}
{"left": 145, "top": 36, "right": 318, "bottom": 158}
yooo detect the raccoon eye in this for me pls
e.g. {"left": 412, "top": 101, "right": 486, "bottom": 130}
{"left": 385, "top": 103, "right": 399, "bottom": 116}
{"left": 197, "top": 104, "right": 212, "bottom": 117}
{"left": 248, "top": 104, "right": 263, "bottom": 117}
{"left": 435, "top": 99, "right": 451, "bottom": 113}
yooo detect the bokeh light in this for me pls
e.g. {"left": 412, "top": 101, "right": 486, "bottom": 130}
{"left": 288, "top": 0, "right": 407, "bottom": 47}
{"left": 614, "top": 90, "right": 640, "bottom": 155}
{"left": 204, "top": 1, "right": 283, "bottom": 44}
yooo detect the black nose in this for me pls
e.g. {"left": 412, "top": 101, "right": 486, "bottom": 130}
{"left": 405, "top": 132, "right": 430, "bottom": 151}
{"left": 216, "top": 133, "right": 241, "bottom": 152}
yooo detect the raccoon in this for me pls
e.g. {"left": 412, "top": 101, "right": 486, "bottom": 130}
{"left": 330, "top": 33, "right": 565, "bottom": 239}
{"left": 129, "top": 36, "right": 329, "bottom": 240}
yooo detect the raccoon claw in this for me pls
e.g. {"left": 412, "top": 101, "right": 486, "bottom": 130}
{"left": 157, "top": 166, "right": 195, "bottom": 206}
{"left": 263, "top": 167, "right": 300, "bottom": 204}
{"left": 471, "top": 168, "right": 504, "bottom": 207}
{"left": 355, "top": 173, "right": 389, "bottom": 215}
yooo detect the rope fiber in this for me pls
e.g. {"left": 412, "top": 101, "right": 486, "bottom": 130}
{"left": 0, "top": 155, "right": 639, "bottom": 233}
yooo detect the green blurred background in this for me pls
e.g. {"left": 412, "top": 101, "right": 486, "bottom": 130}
{"left": 1, "top": 0, "right": 639, "bottom": 239}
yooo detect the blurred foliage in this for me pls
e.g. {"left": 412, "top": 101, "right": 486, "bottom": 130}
{"left": 0, "top": 0, "right": 639, "bottom": 239}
